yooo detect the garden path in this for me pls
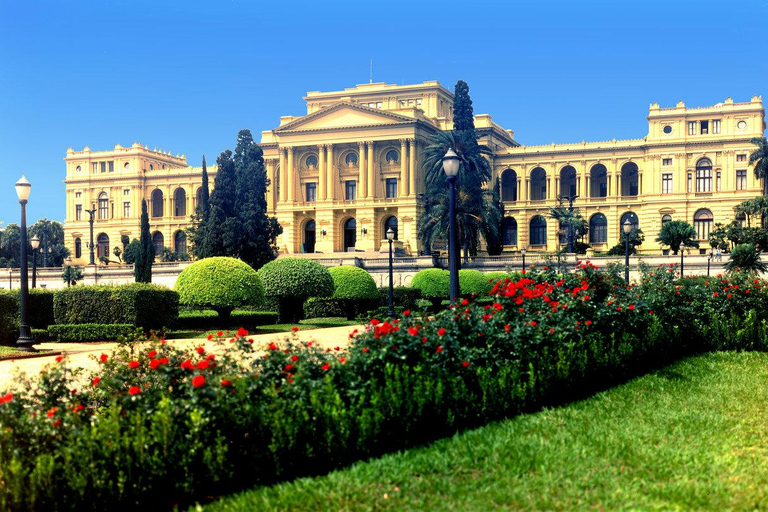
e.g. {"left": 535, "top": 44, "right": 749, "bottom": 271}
{"left": 0, "top": 324, "right": 364, "bottom": 392}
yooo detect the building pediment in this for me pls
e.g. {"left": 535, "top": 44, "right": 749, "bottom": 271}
{"left": 273, "top": 102, "right": 417, "bottom": 133}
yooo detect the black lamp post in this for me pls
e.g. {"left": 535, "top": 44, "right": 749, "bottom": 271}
{"left": 386, "top": 227, "right": 395, "bottom": 318}
{"left": 679, "top": 241, "right": 685, "bottom": 278}
{"left": 64, "top": 256, "right": 73, "bottom": 287}
{"left": 15, "top": 175, "right": 34, "bottom": 350}
{"left": 86, "top": 204, "right": 97, "bottom": 265}
{"left": 707, "top": 251, "right": 711, "bottom": 277}
{"left": 30, "top": 235, "right": 39, "bottom": 288}
{"left": 442, "top": 148, "right": 460, "bottom": 303}
{"left": 521, "top": 247, "right": 527, "bottom": 274}
{"left": 623, "top": 219, "right": 632, "bottom": 284}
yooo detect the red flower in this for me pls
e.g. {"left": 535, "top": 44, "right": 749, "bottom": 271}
{"left": 586, "top": 320, "right": 593, "bottom": 326}
{"left": 55, "top": 355, "right": 63, "bottom": 363}
{"left": 436, "top": 346, "right": 443, "bottom": 353}
{"left": 0, "top": 393, "right": 13, "bottom": 404}
{"left": 92, "top": 377, "right": 100, "bottom": 386}
{"left": 421, "top": 336, "right": 428, "bottom": 343}
{"left": 216, "top": 331, "right": 223, "bottom": 337}
{"left": 370, "top": 319, "right": 380, "bottom": 326}
{"left": 321, "top": 363, "right": 330, "bottom": 371}
{"left": 616, "top": 306, "right": 622, "bottom": 311}
{"left": 728, "top": 293, "right": 733, "bottom": 298}
{"left": 408, "top": 326, "right": 419, "bottom": 336}
{"left": 99, "top": 353, "right": 108, "bottom": 363}
{"left": 403, "top": 310, "right": 410, "bottom": 316}
{"left": 285, "top": 364, "right": 294, "bottom": 371}
{"left": 530, "top": 321, "right": 537, "bottom": 327}
{"left": 206, "top": 354, "right": 216, "bottom": 361}
{"left": 437, "top": 328, "right": 446, "bottom": 336}
{"left": 158, "top": 357, "right": 169, "bottom": 365}
{"left": 53, "top": 419, "right": 61, "bottom": 427}
{"left": 629, "top": 304, "right": 635, "bottom": 311}
{"left": 180, "top": 359, "right": 195, "bottom": 371}
{"left": 291, "top": 326, "right": 299, "bottom": 332}
{"left": 221, "top": 379, "right": 232, "bottom": 387}
{"left": 207, "top": 334, "right": 213, "bottom": 341}
{"left": 150, "top": 359, "right": 160, "bottom": 370}
{"left": 288, "top": 355, "right": 298, "bottom": 363}
{"left": 237, "top": 327, "right": 249, "bottom": 337}
{"left": 196, "top": 346, "right": 205, "bottom": 355}
{"left": 268, "top": 342, "right": 278, "bottom": 351}
{"left": 72, "top": 404, "right": 84, "bottom": 413}
{"left": 192, "top": 375, "right": 205, "bottom": 388}
{"left": 46, "top": 407, "right": 57, "bottom": 418}
{"left": 128, "top": 386, "right": 141, "bottom": 395}
{"left": 461, "top": 298, "right": 469, "bottom": 306}
{"left": 461, "top": 361, "right": 470, "bottom": 368}
{"left": 339, "top": 357, "right": 346, "bottom": 363}
{"left": 197, "top": 360, "right": 209, "bottom": 370}
{"left": 128, "top": 360, "right": 140, "bottom": 369}
{"left": 147, "top": 350, "right": 157, "bottom": 359}
{"left": 363, "top": 347, "right": 369, "bottom": 353}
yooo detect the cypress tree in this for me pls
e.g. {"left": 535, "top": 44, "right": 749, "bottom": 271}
{"left": 453, "top": 80, "right": 476, "bottom": 134}
{"left": 201, "top": 155, "right": 210, "bottom": 222}
{"left": 135, "top": 199, "right": 153, "bottom": 283}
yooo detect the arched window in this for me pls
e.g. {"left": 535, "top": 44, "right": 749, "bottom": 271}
{"left": 695, "top": 158, "right": 713, "bottom": 193}
{"left": 560, "top": 166, "right": 577, "bottom": 197}
{"left": 530, "top": 168, "right": 547, "bottom": 201}
{"left": 98, "top": 192, "right": 109, "bottom": 220}
{"left": 343, "top": 218, "right": 356, "bottom": 252}
{"left": 306, "top": 155, "right": 318, "bottom": 168}
{"left": 96, "top": 233, "right": 109, "bottom": 260}
{"left": 345, "top": 152, "right": 358, "bottom": 167}
{"left": 589, "top": 213, "right": 608, "bottom": 244}
{"left": 503, "top": 217, "right": 518, "bottom": 246}
{"left": 590, "top": 164, "right": 608, "bottom": 198}
{"left": 304, "top": 220, "right": 316, "bottom": 253}
{"left": 151, "top": 189, "right": 164, "bottom": 218}
{"left": 501, "top": 169, "right": 518, "bottom": 201}
{"left": 174, "top": 188, "right": 187, "bottom": 217}
{"left": 530, "top": 215, "right": 547, "bottom": 245}
{"left": 694, "top": 209, "right": 714, "bottom": 240}
{"left": 385, "top": 150, "right": 399, "bottom": 164}
{"left": 620, "top": 212, "right": 639, "bottom": 232}
{"left": 75, "top": 237, "right": 82, "bottom": 258}
{"left": 152, "top": 231, "right": 164, "bottom": 257}
{"left": 174, "top": 231, "right": 187, "bottom": 255}
{"left": 384, "top": 216, "right": 398, "bottom": 240}
{"left": 736, "top": 212, "right": 747, "bottom": 227}
{"left": 662, "top": 214, "right": 672, "bottom": 225}
{"left": 621, "top": 162, "right": 639, "bottom": 196}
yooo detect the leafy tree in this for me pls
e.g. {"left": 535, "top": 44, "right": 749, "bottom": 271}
{"left": 27, "top": 219, "right": 69, "bottom": 267}
{"left": 121, "top": 235, "right": 130, "bottom": 250}
{"left": 748, "top": 137, "right": 768, "bottom": 195}
{"left": 735, "top": 195, "right": 768, "bottom": 227}
{"left": 548, "top": 202, "right": 588, "bottom": 251}
{"left": 201, "top": 154, "right": 211, "bottom": 222}
{"left": 656, "top": 220, "right": 699, "bottom": 254}
{"left": 123, "top": 239, "right": 140, "bottom": 265}
{"left": 112, "top": 246, "right": 122, "bottom": 263}
{"left": 61, "top": 265, "right": 83, "bottom": 286}
{"left": 135, "top": 200, "right": 153, "bottom": 283}
{"left": 708, "top": 223, "right": 731, "bottom": 251}
{"left": 0, "top": 224, "right": 21, "bottom": 267}
{"left": 725, "top": 243, "right": 767, "bottom": 276}
{"left": 452, "top": 79, "right": 475, "bottom": 133}
{"left": 606, "top": 229, "right": 645, "bottom": 255}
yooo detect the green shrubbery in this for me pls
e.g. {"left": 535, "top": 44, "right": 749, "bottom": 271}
{"left": 175, "top": 310, "right": 278, "bottom": 330}
{"left": 47, "top": 324, "right": 135, "bottom": 342}
{"left": 0, "top": 293, "right": 17, "bottom": 345}
{"left": 175, "top": 257, "right": 264, "bottom": 319}
{"left": 0, "top": 290, "right": 56, "bottom": 344}
{"left": 458, "top": 269, "right": 494, "bottom": 297}
{"left": 257, "top": 258, "right": 334, "bottom": 322}
{"left": 325, "top": 266, "right": 379, "bottom": 319}
{"left": 303, "top": 297, "right": 348, "bottom": 319}
{"left": 411, "top": 268, "right": 450, "bottom": 307}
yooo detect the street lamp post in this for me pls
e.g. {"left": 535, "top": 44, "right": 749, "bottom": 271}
{"left": 64, "top": 256, "right": 73, "bottom": 287}
{"left": 15, "top": 175, "right": 34, "bottom": 349}
{"left": 623, "top": 219, "right": 632, "bottom": 284}
{"left": 86, "top": 204, "right": 97, "bottom": 265}
{"left": 386, "top": 227, "right": 395, "bottom": 318}
{"left": 707, "top": 249, "right": 712, "bottom": 277}
{"left": 521, "top": 247, "right": 527, "bottom": 275}
{"left": 30, "top": 235, "right": 40, "bottom": 288}
{"left": 679, "top": 241, "right": 685, "bottom": 278}
{"left": 442, "top": 148, "right": 461, "bottom": 303}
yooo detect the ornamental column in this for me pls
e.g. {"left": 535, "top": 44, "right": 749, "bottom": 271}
{"left": 326, "top": 144, "right": 334, "bottom": 199}
{"left": 409, "top": 139, "right": 417, "bottom": 196}
{"left": 279, "top": 149, "right": 287, "bottom": 203}
{"left": 318, "top": 145, "right": 326, "bottom": 201}
{"left": 265, "top": 159, "right": 275, "bottom": 211}
{"left": 367, "top": 141, "right": 375, "bottom": 199}
{"left": 287, "top": 147, "right": 295, "bottom": 202}
{"left": 400, "top": 139, "right": 409, "bottom": 196}
{"left": 358, "top": 142, "right": 367, "bottom": 199}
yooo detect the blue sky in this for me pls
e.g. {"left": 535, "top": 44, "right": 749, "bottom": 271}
{"left": 0, "top": 0, "right": 766, "bottom": 226}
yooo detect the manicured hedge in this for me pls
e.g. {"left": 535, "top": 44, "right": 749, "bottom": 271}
{"left": 257, "top": 258, "right": 334, "bottom": 323}
{"left": 53, "top": 284, "right": 178, "bottom": 329}
{"left": 0, "top": 290, "right": 55, "bottom": 345}
{"left": 0, "top": 292, "right": 17, "bottom": 345}
{"left": 303, "top": 297, "right": 348, "bottom": 319}
{"left": 175, "top": 310, "right": 278, "bottom": 330}
{"left": 328, "top": 266, "right": 379, "bottom": 300}
{"left": 376, "top": 286, "right": 423, "bottom": 311}
{"left": 411, "top": 268, "right": 450, "bottom": 305}
{"left": 458, "top": 269, "right": 494, "bottom": 297}
{"left": 48, "top": 324, "right": 135, "bottom": 342}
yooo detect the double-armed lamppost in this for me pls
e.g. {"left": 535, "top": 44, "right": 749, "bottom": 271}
{"left": 679, "top": 241, "right": 685, "bottom": 278}
{"left": 15, "top": 175, "right": 34, "bottom": 350}
{"left": 442, "top": 148, "right": 460, "bottom": 303}
{"left": 623, "top": 219, "right": 632, "bottom": 284}
{"left": 86, "top": 203, "right": 97, "bottom": 265}
{"left": 30, "top": 235, "right": 40, "bottom": 288}
{"left": 521, "top": 247, "right": 527, "bottom": 274}
{"left": 707, "top": 249, "right": 712, "bottom": 277}
{"left": 386, "top": 227, "right": 395, "bottom": 318}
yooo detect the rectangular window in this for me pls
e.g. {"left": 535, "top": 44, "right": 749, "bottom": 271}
{"left": 75, "top": 204, "right": 82, "bottom": 221}
{"left": 737, "top": 154, "right": 747, "bottom": 162}
{"left": 92, "top": 163, "right": 98, "bottom": 173}
{"left": 700, "top": 120, "right": 709, "bottom": 135}
{"left": 716, "top": 171, "right": 721, "bottom": 191}
{"left": 696, "top": 168, "right": 712, "bottom": 192}
{"left": 123, "top": 189, "right": 130, "bottom": 196}
{"left": 662, "top": 173, "right": 673, "bottom": 194}
{"left": 345, "top": 180, "right": 356, "bottom": 200}
{"left": 386, "top": 178, "right": 398, "bottom": 198}
{"left": 108, "top": 161, "right": 114, "bottom": 172}
{"left": 737, "top": 170, "right": 747, "bottom": 190}
{"left": 712, "top": 120, "right": 721, "bottom": 134}
{"left": 416, "top": 98, "right": 422, "bottom": 106}
{"left": 688, "top": 122, "right": 697, "bottom": 135}
{"left": 100, "top": 162, "right": 106, "bottom": 173}
{"left": 123, "top": 201, "right": 131, "bottom": 218}
{"left": 305, "top": 183, "right": 316, "bottom": 202}
{"left": 662, "top": 158, "right": 672, "bottom": 166}
{"left": 687, "top": 172, "right": 692, "bottom": 192}
{"left": 75, "top": 191, "right": 81, "bottom": 198}
{"left": 376, "top": 102, "right": 382, "bottom": 109}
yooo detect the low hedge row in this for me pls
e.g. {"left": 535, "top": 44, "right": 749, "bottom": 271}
{"left": 175, "top": 310, "right": 279, "bottom": 330}
{"left": 0, "top": 290, "right": 56, "bottom": 345}
{"left": 47, "top": 324, "right": 135, "bottom": 343}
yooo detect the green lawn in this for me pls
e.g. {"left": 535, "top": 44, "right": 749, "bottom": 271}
{"left": 200, "top": 351, "right": 768, "bottom": 511}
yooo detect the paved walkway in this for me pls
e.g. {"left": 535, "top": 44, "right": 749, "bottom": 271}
{"left": 0, "top": 324, "right": 365, "bottom": 392}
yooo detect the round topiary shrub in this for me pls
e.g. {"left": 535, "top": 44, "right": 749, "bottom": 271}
{"left": 175, "top": 257, "right": 264, "bottom": 320}
{"left": 459, "top": 269, "right": 494, "bottom": 297}
{"left": 257, "top": 258, "right": 334, "bottom": 323}
{"left": 411, "top": 268, "right": 450, "bottom": 308}
{"left": 328, "top": 266, "right": 380, "bottom": 320}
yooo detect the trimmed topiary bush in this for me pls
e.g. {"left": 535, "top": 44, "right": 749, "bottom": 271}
{"left": 327, "top": 266, "right": 379, "bottom": 320}
{"left": 376, "top": 286, "right": 423, "bottom": 311}
{"left": 175, "top": 257, "right": 264, "bottom": 320}
{"left": 303, "top": 297, "right": 348, "bottom": 319}
{"left": 459, "top": 269, "right": 494, "bottom": 297}
{"left": 257, "top": 258, "right": 334, "bottom": 323}
{"left": 0, "top": 292, "right": 17, "bottom": 345}
{"left": 411, "top": 268, "right": 450, "bottom": 308}
{"left": 48, "top": 324, "right": 135, "bottom": 342}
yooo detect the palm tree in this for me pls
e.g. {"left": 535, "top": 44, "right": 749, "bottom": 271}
{"left": 725, "top": 243, "right": 767, "bottom": 276}
{"left": 748, "top": 137, "right": 768, "bottom": 196}
{"left": 418, "top": 130, "right": 499, "bottom": 262}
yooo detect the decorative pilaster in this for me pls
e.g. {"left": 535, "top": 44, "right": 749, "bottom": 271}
{"left": 400, "top": 139, "right": 408, "bottom": 197}
{"left": 287, "top": 147, "right": 295, "bottom": 202}
{"left": 326, "top": 144, "right": 334, "bottom": 199}
{"left": 358, "top": 142, "right": 366, "bottom": 199}
{"left": 279, "top": 149, "right": 287, "bottom": 203}
{"left": 367, "top": 141, "right": 375, "bottom": 199}
{"left": 409, "top": 139, "right": 417, "bottom": 196}
{"left": 318, "top": 145, "right": 326, "bottom": 201}
{"left": 265, "top": 159, "right": 275, "bottom": 211}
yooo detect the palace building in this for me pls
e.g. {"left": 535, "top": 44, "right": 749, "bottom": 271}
{"left": 63, "top": 81, "right": 766, "bottom": 264}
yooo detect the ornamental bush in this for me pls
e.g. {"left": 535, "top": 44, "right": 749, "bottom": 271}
{"left": 410, "top": 268, "right": 450, "bottom": 307}
{"left": 257, "top": 258, "right": 334, "bottom": 322}
{"left": 48, "top": 324, "right": 135, "bottom": 342}
{"left": 327, "top": 266, "right": 379, "bottom": 320}
{"left": 175, "top": 257, "right": 264, "bottom": 320}
{"left": 0, "top": 290, "right": 56, "bottom": 345}
{"left": 459, "top": 269, "right": 494, "bottom": 297}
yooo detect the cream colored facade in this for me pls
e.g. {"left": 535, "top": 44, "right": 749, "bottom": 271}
{"left": 63, "top": 82, "right": 766, "bottom": 261}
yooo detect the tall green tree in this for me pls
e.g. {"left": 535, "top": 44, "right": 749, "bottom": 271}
{"left": 748, "top": 137, "right": 768, "bottom": 196}
{"left": 725, "top": 243, "right": 767, "bottom": 276}
{"left": 28, "top": 218, "right": 69, "bottom": 267}
{"left": 656, "top": 220, "right": 699, "bottom": 254}
{"left": 201, "top": 154, "right": 211, "bottom": 222}
{"left": 0, "top": 224, "right": 21, "bottom": 267}
{"left": 452, "top": 80, "right": 475, "bottom": 133}
{"left": 135, "top": 199, "right": 153, "bottom": 283}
